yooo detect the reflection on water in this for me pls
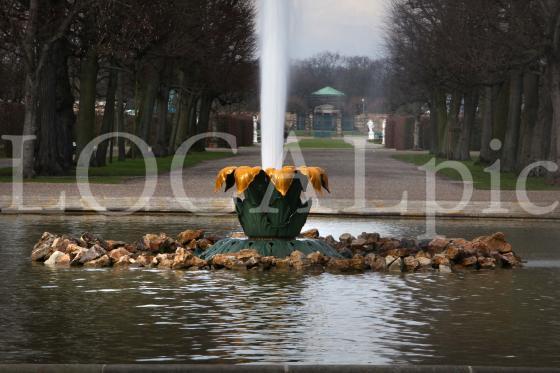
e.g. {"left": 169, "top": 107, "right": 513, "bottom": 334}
{"left": 0, "top": 214, "right": 559, "bottom": 366}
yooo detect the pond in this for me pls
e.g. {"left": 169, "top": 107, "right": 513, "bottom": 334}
{"left": 0, "top": 214, "right": 559, "bottom": 366}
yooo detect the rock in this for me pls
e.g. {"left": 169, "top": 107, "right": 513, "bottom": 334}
{"left": 478, "top": 257, "right": 496, "bottom": 270}
{"left": 196, "top": 238, "right": 212, "bottom": 250}
{"left": 44, "top": 251, "right": 69, "bottom": 266}
{"left": 429, "top": 236, "right": 449, "bottom": 253}
{"left": 211, "top": 254, "right": 246, "bottom": 270}
{"left": 108, "top": 247, "right": 131, "bottom": 263}
{"left": 186, "top": 240, "right": 198, "bottom": 250}
{"left": 84, "top": 254, "right": 111, "bottom": 268}
{"left": 478, "top": 232, "right": 512, "bottom": 254}
{"left": 140, "top": 233, "right": 175, "bottom": 253}
{"left": 324, "top": 235, "right": 337, "bottom": 247}
{"left": 432, "top": 254, "right": 450, "bottom": 267}
{"left": 500, "top": 252, "right": 522, "bottom": 268}
{"left": 80, "top": 232, "right": 107, "bottom": 250}
{"left": 417, "top": 257, "right": 432, "bottom": 268}
{"left": 358, "top": 232, "right": 380, "bottom": 245}
{"left": 260, "top": 256, "right": 276, "bottom": 270}
{"left": 365, "top": 253, "right": 386, "bottom": 271}
{"left": 326, "top": 259, "right": 353, "bottom": 272}
{"left": 339, "top": 233, "right": 354, "bottom": 244}
{"left": 351, "top": 238, "right": 367, "bottom": 248}
{"left": 301, "top": 229, "right": 319, "bottom": 239}
{"left": 204, "top": 235, "right": 221, "bottom": 244}
{"left": 245, "top": 256, "right": 260, "bottom": 269}
{"left": 443, "top": 246, "right": 461, "bottom": 261}
{"left": 350, "top": 255, "right": 366, "bottom": 271}
{"left": 462, "top": 256, "right": 478, "bottom": 267}
{"left": 439, "top": 265, "right": 452, "bottom": 273}
{"left": 275, "top": 258, "right": 291, "bottom": 270}
{"left": 338, "top": 247, "right": 353, "bottom": 259}
{"left": 385, "top": 258, "right": 402, "bottom": 272}
{"left": 289, "top": 250, "right": 310, "bottom": 270}
{"left": 51, "top": 236, "right": 79, "bottom": 253}
{"left": 154, "top": 253, "right": 175, "bottom": 268}
{"left": 237, "top": 249, "right": 260, "bottom": 261}
{"left": 31, "top": 232, "right": 57, "bottom": 261}
{"left": 415, "top": 250, "right": 432, "bottom": 259}
{"left": 71, "top": 244, "right": 106, "bottom": 266}
{"left": 399, "top": 238, "right": 417, "bottom": 249}
{"left": 307, "top": 252, "right": 328, "bottom": 266}
{"left": 66, "top": 243, "right": 84, "bottom": 258}
{"left": 379, "top": 240, "right": 400, "bottom": 253}
{"left": 106, "top": 240, "right": 127, "bottom": 251}
{"left": 403, "top": 256, "right": 419, "bottom": 272}
{"left": 172, "top": 248, "right": 206, "bottom": 269}
{"left": 114, "top": 255, "right": 132, "bottom": 267}
{"left": 230, "top": 232, "right": 245, "bottom": 239}
{"left": 177, "top": 229, "right": 204, "bottom": 245}
{"left": 136, "top": 254, "right": 154, "bottom": 267}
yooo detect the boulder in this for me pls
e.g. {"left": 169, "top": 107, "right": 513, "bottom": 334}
{"left": 211, "top": 254, "right": 246, "bottom": 270}
{"left": 324, "top": 235, "right": 337, "bottom": 247}
{"left": 136, "top": 254, "right": 154, "bottom": 267}
{"left": 140, "top": 233, "right": 175, "bottom": 253}
{"left": 307, "top": 252, "right": 328, "bottom": 266}
{"left": 439, "top": 265, "right": 452, "bottom": 273}
{"left": 80, "top": 232, "right": 107, "bottom": 250}
{"left": 461, "top": 256, "right": 478, "bottom": 267}
{"left": 350, "top": 238, "right": 367, "bottom": 249}
{"left": 385, "top": 256, "right": 402, "bottom": 272}
{"left": 177, "top": 229, "right": 204, "bottom": 245}
{"left": 338, "top": 233, "right": 354, "bottom": 244}
{"left": 415, "top": 250, "right": 432, "bottom": 259}
{"left": 260, "top": 256, "right": 276, "bottom": 270}
{"left": 350, "top": 255, "right": 366, "bottom": 271}
{"left": 443, "top": 246, "right": 461, "bottom": 261}
{"left": 154, "top": 253, "right": 175, "bottom": 268}
{"left": 478, "top": 232, "right": 512, "bottom": 254}
{"left": 196, "top": 238, "right": 212, "bottom": 250}
{"left": 172, "top": 248, "right": 207, "bottom": 269}
{"left": 478, "top": 257, "right": 496, "bottom": 270}
{"left": 417, "top": 257, "right": 432, "bottom": 268}
{"left": 44, "top": 251, "right": 69, "bottom": 266}
{"left": 31, "top": 232, "right": 57, "bottom": 261}
{"left": 114, "top": 255, "right": 132, "bottom": 267}
{"left": 289, "top": 250, "right": 310, "bottom": 270}
{"left": 326, "top": 259, "right": 353, "bottom": 272}
{"left": 338, "top": 247, "right": 354, "bottom": 259}
{"left": 301, "top": 229, "right": 320, "bottom": 239}
{"left": 108, "top": 247, "right": 132, "bottom": 263}
{"left": 51, "top": 236, "right": 79, "bottom": 253}
{"left": 432, "top": 254, "right": 450, "bottom": 267}
{"left": 429, "top": 236, "right": 449, "bottom": 253}
{"left": 358, "top": 232, "right": 380, "bottom": 245}
{"left": 365, "top": 253, "right": 385, "bottom": 271}
{"left": 84, "top": 254, "right": 111, "bottom": 268}
{"left": 71, "top": 244, "right": 106, "bottom": 266}
{"left": 403, "top": 256, "right": 419, "bottom": 272}
{"left": 275, "top": 258, "right": 291, "bottom": 270}
{"left": 500, "top": 252, "right": 522, "bottom": 268}
{"left": 106, "top": 240, "right": 127, "bottom": 251}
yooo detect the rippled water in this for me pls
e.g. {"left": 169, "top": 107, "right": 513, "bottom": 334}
{"left": 1, "top": 214, "right": 560, "bottom": 366}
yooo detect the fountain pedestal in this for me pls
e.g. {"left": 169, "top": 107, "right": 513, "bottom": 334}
{"left": 201, "top": 166, "right": 340, "bottom": 259}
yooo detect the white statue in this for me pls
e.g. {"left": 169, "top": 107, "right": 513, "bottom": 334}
{"left": 367, "top": 119, "right": 375, "bottom": 141}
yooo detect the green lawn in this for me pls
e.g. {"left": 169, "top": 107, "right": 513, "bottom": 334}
{"left": 286, "top": 138, "right": 353, "bottom": 149}
{"left": 0, "top": 151, "right": 234, "bottom": 184}
{"left": 392, "top": 153, "right": 559, "bottom": 190}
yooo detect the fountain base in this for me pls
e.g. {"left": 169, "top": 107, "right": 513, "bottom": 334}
{"left": 199, "top": 237, "right": 341, "bottom": 260}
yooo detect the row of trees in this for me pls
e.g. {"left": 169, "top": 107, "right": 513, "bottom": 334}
{"left": 0, "top": 0, "right": 256, "bottom": 178}
{"left": 289, "top": 52, "right": 389, "bottom": 114}
{"left": 387, "top": 0, "right": 560, "bottom": 180}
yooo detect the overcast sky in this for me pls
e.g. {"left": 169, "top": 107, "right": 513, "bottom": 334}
{"left": 257, "top": 0, "right": 389, "bottom": 60}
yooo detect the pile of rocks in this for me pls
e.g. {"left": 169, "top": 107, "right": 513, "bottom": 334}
{"left": 31, "top": 228, "right": 523, "bottom": 273}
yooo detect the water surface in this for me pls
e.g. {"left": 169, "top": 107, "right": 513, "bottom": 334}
{"left": 0, "top": 214, "right": 559, "bottom": 366}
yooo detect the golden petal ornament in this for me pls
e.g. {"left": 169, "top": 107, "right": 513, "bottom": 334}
{"left": 215, "top": 166, "right": 237, "bottom": 191}
{"left": 265, "top": 166, "right": 296, "bottom": 197}
{"left": 234, "top": 166, "right": 262, "bottom": 194}
{"left": 298, "top": 166, "right": 330, "bottom": 193}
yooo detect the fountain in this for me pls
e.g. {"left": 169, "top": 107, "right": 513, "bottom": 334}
{"left": 200, "top": 1, "right": 340, "bottom": 259}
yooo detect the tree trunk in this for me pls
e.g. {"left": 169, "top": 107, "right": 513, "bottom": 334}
{"left": 135, "top": 60, "right": 161, "bottom": 151}
{"left": 530, "top": 70, "right": 552, "bottom": 173}
{"left": 445, "top": 92, "right": 462, "bottom": 159}
{"left": 502, "top": 70, "right": 524, "bottom": 172}
{"left": 154, "top": 85, "right": 170, "bottom": 156}
{"left": 95, "top": 68, "right": 117, "bottom": 166}
{"left": 35, "top": 39, "right": 74, "bottom": 175}
{"left": 453, "top": 89, "right": 479, "bottom": 161}
{"left": 173, "top": 92, "right": 196, "bottom": 150}
{"left": 430, "top": 88, "right": 447, "bottom": 156}
{"left": 517, "top": 72, "right": 540, "bottom": 171}
{"left": 490, "top": 80, "right": 510, "bottom": 162}
{"left": 115, "top": 71, "right": 126, "bottom": 161}
{"left": 76, "top": 48, "right": 99, "bottom": 161}
{"left": 192, "top": 93, "right": 213, "bottom": 152}
{"left": 548, "top": 60, "right": 560, "bottom": 183}
{"left": 479, "top": 86, "right": 494, "bottom": 163}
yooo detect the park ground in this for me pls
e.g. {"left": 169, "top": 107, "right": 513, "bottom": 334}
{"left": 1, "top": 137, "right": 560, "bottom": 218}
